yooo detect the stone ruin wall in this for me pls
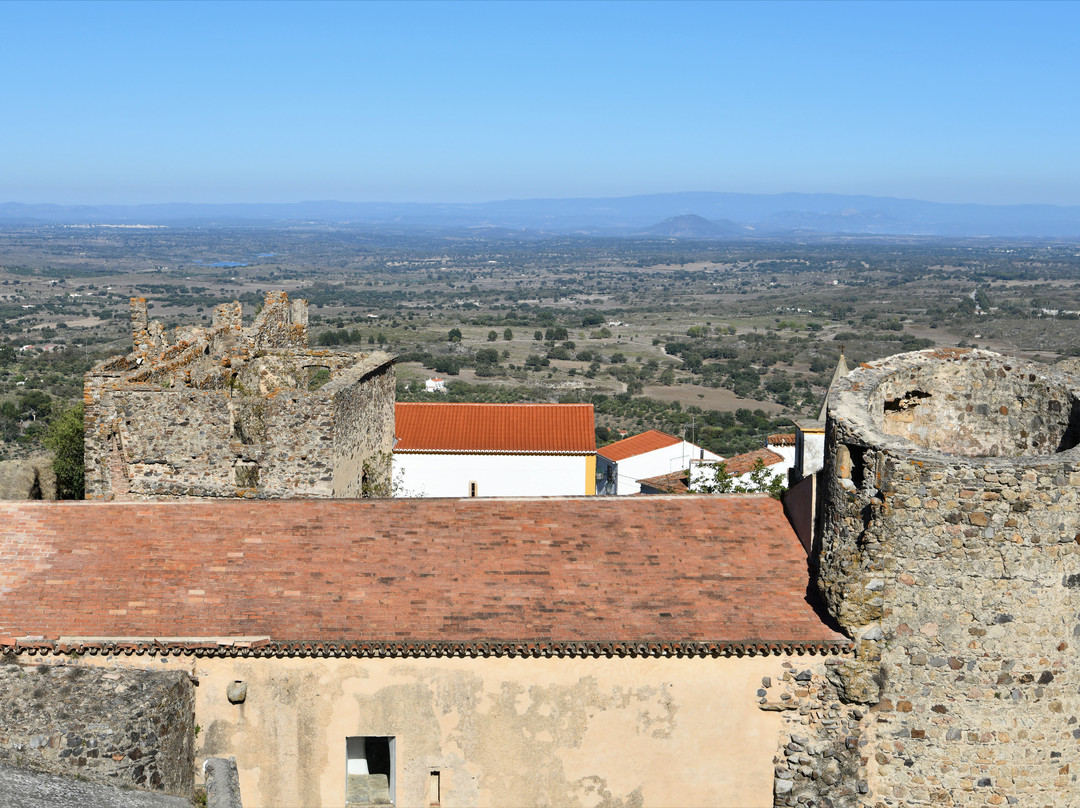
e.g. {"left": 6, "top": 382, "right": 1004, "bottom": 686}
{"left": 84, "top": 291, "right": 394, "bottom": 500}
{"left": 803, "top": 348, "right": 1080, "bottom": 806}
{"left": 0, "top": 661, "right": 194, "bottom": 796}
{"left": 332, "top": 359, "right": 396, "bottom": 497}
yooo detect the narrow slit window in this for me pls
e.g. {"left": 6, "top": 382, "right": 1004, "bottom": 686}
{"left": 469, "top": 481, "right": 478, "bottom": 497}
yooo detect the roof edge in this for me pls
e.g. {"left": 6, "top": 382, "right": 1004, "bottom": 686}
{"left": 393, "top": 449, "right": 596, "bottom": 456}
{"left": 6, "top": 638, "right": 854, "bottom": 660}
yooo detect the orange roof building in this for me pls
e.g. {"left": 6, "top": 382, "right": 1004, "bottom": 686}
{"left": 393, "top": 403, "right": 597, "bottom": 497}
{"left": 597, "top": 429, "right": 722, "bottom": 495}
{"left": 0, "top": 496, "right": 848, "bottom": 808}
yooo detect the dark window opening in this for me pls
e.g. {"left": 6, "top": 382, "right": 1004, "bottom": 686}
{"left": 846, "top": 444, "right": 866, "bottom": 488}
{"left": 884, "top": 389, "right": 932, "bottom": 412}
{"left": 346, "top": 736, "right": 395, "bottom": 807}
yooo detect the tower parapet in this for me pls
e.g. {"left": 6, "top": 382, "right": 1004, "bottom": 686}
{"left": 816, "top": 348, "right": 1080, "bottom": 804}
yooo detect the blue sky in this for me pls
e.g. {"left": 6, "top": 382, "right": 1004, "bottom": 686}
{"left": 2, "top": 0, "right": 1078, "bottom": 206}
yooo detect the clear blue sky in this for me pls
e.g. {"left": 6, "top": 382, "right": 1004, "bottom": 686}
{"left": 2, "top": 0, "right": 1078, "bottom": 206}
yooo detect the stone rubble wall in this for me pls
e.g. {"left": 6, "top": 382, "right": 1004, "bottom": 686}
{"left": 84, "top": 291, "right": 395, "bottom": 500}
{"left": 332, "top": 360, "right": 396, "bottom": 497}
{"left": 813, "top": 349, "right": 1080, "bottom": 806}
{"left": 0, "top": 661, "right": 195, "bottom": 796}
{"left": 763, "top": 660, "right": 866, "bottom": 808}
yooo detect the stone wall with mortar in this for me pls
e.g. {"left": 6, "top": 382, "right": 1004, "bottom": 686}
{"left": 84, "top": 291, "right": 394, "bottom": 499}
{"left": 810, "top": 348, "right": 1080, "bottom": 806}
{"left": 0, "top": 661, "right": 194, "bottom": 796}
{"left": 763, "top": 659, "right": 866, "bottom": 808}
{"left": 331, "top": 358, "right": 396, "bottom": 497}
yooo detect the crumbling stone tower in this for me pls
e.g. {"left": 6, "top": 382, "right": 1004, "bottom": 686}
{"left": 818, "top": 348, "right": 1080, "bottom": 805}
{"left": 84, "top": 291, "right": 395, "bottom": 499}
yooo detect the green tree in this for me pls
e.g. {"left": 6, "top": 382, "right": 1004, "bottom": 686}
{"left": 20, "top": 390, "right": 52, "bottom": 421}
{"left": 487, "top": 330, "right": 498, "bottom": 342}
{"left": 690, "top": 458, "right": 785, "bottom": 500}
{"left": 44, "top": 402, "right": 84, "bottom": 499}
{"left": 503, "top": 328, "right": 513, "bottom": 341}
{"left": 448, "top": 328, "right": 463, "bottom": 342}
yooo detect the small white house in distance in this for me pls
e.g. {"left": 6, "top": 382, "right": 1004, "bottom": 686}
{"left": 765, "top": 432, "right": 797, "bottom": 470}
{"left": 424, "top": 377, "right": 447, "bottom": 393}
{"left": 393, "top": 403, "right": 597, "bottom": 497}
{"left": 689, "top": 447, "right": 788, "bottom": 491}
{"left": 596, "top": 429, "right": 722, "bottom": 496}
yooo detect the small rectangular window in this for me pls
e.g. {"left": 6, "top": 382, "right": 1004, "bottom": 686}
{"left": 469, "top": 481, "right": 478, "bottom": 497}
{"left": 346, "top": 736, "right": 395, "bottom": 806}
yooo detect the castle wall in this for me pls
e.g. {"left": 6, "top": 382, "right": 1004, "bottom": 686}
{"left": 0, "top": 662, "right": 194, "bottom": 796}
{"left": 331, "top": 361, "right": 396, "bottom": 498}
{"left": 83, "top": 293, "right": 395, "bottom": 500}
{"left": 813, "top": 349, "right": 1080, "bottom": 807}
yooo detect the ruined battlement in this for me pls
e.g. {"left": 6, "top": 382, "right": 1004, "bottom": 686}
{"left": 84, "top": 291, "right": 395, "bottom": 500}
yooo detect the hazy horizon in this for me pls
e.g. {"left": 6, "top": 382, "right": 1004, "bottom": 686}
{"left": 3, "top": 0, "right": 1079, "bottom": 207}
{"left": 6, "top": 190, "right": 1080, "bottom": 210}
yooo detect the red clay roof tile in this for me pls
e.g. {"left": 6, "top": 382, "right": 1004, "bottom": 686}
{"left": 598, "top": 430, "right": 681, "bottom": 462}
{"left": 723, "top": 449, "right": 786, "bottom": 476}
{"left": 767, "top": 433, "right": 797, "bottom": 446}
{"left": 636, "top": 469, "right": 690, "bottom": 494}
{"left": 0, "top": 498, "right": 845, "bottom": 651}
{"left": 395, "top": 403, "right": 595, "bottom": 453}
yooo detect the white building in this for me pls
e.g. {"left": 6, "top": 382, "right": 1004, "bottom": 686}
{"left": 424, "top": 377, "right": 447, "bottom": 393}
{"left": 688, "top": 447, "right": 788, "bottom": 491}
{"left": 393, "top": 403, "right": 596, "bottom": 497}
{"left": 597, "top": 430, "right": 722, "bottom": 496}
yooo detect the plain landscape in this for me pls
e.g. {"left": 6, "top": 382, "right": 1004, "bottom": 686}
{"left": 2, "top": 216, "right": 1078, "bottom": 463}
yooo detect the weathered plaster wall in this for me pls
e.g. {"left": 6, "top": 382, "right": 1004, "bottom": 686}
{"left": 84, "top": 292, "right": 395, "bottom": 500}
{"left": 0, "top": 662, "right": 194, "bottom": 796}
{"left": 64, "top": 653, "right": 796, "bottom": 808}
{"left": 814, "top": 349, "right": 1080, "bottom": 806}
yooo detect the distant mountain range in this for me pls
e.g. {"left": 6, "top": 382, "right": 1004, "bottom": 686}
{"left": 2, "top": 192, "right": 1080, "bottom": 238}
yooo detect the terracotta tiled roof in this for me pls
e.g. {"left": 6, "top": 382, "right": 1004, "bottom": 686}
{"left": 767, "top": 433, "right": 797, "bottom": 447}
{"left": 394, "top": 403, "right": 595, "bottom": 454}
{"left": 723, "top": 448, "right": 786, "bottom": 476}
{"left": 636, "top": 469, "right": 690, "bottom": 494}
{"left": 0, "top": 499, "right": 848, "bottom": 658}
{"left": 598, "top": 430, "right": 681, "bottom": 462}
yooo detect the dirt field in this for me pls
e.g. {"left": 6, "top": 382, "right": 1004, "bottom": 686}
{"left": 642, "top": 384, "right": 786, "bottom": 414}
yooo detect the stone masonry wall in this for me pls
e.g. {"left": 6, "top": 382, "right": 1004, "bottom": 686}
{"left": 0, "top": 661, "right": 194, "bottom": 796}
{"left": 764, "top": 659, "right": 866, "bottom": 808}
{"left": 84, "top": 291, "right": 394, "bottom": 499}
{"left": 332, "top": 359, "right": 396, "bottom": 497}
{"left": 812, "top": 349, "right": 1080, "bottom": 806}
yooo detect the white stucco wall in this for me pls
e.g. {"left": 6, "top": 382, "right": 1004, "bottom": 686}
{"left": 796, "top": 429, "right": 826, "bottom": 477}
{"left": 603, "top": 441, "right": 721, "bottom": 496}
{"left": 766, "top": 443, "right": 797, "bottom": 469}
{"left": 689, "top": 458, "right": 789, "bottom": 490}
{"left": 393, "top": 453, "right": 592, "bottom": 497}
